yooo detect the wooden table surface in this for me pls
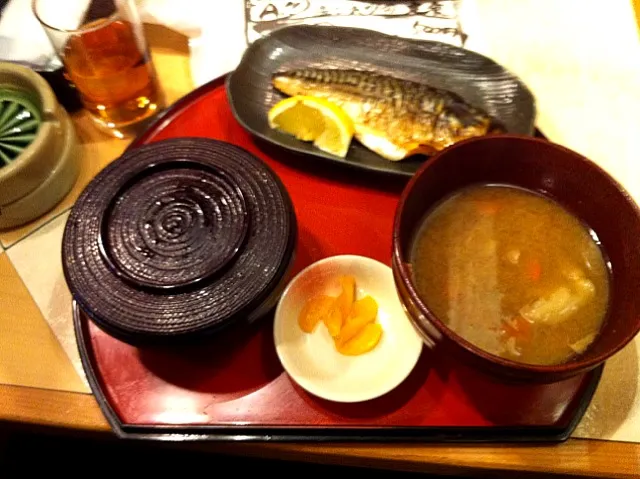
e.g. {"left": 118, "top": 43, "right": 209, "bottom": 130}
{"left": 2, "top": 383, "right": 639, "bottom": 478}
{"left": 1, "top": 22, "right": 639, "bottom": 479}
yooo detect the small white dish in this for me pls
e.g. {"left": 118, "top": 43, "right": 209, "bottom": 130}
{"left": 274, "top": 255, "right": 423, "bottom": 403}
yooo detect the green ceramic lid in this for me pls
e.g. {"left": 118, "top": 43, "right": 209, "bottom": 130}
{"left": 0, "top": 89, "right": 41, "bottom": 167}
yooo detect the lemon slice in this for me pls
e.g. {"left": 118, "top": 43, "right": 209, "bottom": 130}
{"left": 268, "top": 96, "right": 354, "bottom": 158}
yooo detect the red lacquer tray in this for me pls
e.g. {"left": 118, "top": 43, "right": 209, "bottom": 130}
{"left": 74, "top": 76, "right": 602, "bottom": 442}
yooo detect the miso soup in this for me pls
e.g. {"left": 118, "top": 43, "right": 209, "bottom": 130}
{"left": 411, "top": 184, "right": 610, "bottom": 366}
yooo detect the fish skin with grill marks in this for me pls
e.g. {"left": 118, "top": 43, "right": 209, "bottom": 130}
{"left": 272, "top": 68, "right": 504, "bottom": 161}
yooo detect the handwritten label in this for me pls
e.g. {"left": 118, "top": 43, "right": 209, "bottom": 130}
{"left": 246, "top": 0, "right": 466, "bottom": 46}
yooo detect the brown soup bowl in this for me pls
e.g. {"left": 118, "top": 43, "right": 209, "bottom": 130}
{"left": 392, "top": 135, "right": 640, "bottom": 383}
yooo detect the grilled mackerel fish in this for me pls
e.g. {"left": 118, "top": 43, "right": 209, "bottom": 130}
{"left": 272, "top": 68, "right": 503, "bottom": 161}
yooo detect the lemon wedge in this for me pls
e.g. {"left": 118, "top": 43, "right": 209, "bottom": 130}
{"left": 268, "top": 96, "right": 354, "bottom": 158}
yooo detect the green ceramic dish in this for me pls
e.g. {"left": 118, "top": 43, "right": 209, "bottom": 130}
{"left": 0, "top": 62, "right": 79, "bottom": 228}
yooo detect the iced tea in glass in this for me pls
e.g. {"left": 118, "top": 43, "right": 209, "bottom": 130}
{"left": 33, "top": 0, "right": 164, "bottom": 137}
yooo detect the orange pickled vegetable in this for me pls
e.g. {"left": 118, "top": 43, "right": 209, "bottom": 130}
{"left": 323, "top": 304, "right": 343, "bottom": 337}
{"left": 338, "top": 296, "right": 378, "bottom": 345}
{"left": 297, "top": 276, "right": 383, "bottom": 356}
{"left": 337, "top": 323, "right": 383, "bottom": 356}
{"left": 298, "top": 295, "right": 337, "bottom": 333}
{"left": 347, "top": 295, "right": 379, "bottom": 323}
{"left": 335, "top": 275, "right": 356, "bottom": 319}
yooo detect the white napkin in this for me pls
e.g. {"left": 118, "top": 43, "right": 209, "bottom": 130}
{"left": 0, "top": 0, "right": 94, "bottom": 67}
{"left": 139, "top": 0, "right": 467, "bottom": 87}
{"left": 140, "top": 0, "right": 247, "bottom": 87}
{"left": 0, "top": 0, "right": 57, "bottom": 66}
{"left": 0, "top": 0, "right": 468, "bottom": 84}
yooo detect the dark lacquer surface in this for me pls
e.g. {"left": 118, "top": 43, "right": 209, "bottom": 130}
{"left": 393, "top": 136, "right": 640, "bottom": 384}
{"left": 227, "top": 25, "right": 536, "bottom": 178}
{"left": 63, "top": 139, "right": 296, "bottom": 345}
{"left": 73, "top": 76, "right": 600, "bottom": 442}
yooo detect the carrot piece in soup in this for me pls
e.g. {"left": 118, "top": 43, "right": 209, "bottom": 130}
{"left": 526, "top": 258, "right": 542, "bottom": 282}
{"left": 475, "top": 199, "right": 501, "bottom": 215}
{"left": 501, "top": 315, "right": 533, "bottom": 344}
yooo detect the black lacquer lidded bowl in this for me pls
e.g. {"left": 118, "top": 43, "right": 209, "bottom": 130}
{"left": 63, "top": 138, "right": 297, "bottom": 346}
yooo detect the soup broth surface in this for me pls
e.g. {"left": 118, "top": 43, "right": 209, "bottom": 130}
{"left": 411, "top": 184, "right": 609, "bottom": 366}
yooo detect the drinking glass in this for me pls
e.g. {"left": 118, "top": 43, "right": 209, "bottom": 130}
{"left": 32, "top": 0, "right": 164, "bottom": 137}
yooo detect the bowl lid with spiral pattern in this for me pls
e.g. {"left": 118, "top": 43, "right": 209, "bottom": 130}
{"left": 63, "top": 138, "right": 297, "bottom": 345}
